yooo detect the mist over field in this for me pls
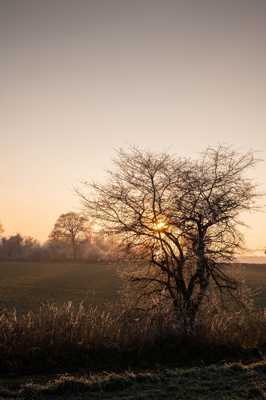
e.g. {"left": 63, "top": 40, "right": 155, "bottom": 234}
{"left": 0, "top": 261, "right": 266, "bottom": 312}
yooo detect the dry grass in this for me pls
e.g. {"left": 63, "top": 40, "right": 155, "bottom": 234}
{"left": 0, "top": 300, "right": 265, "bottom": 374}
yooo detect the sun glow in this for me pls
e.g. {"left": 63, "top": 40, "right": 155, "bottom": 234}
{"left": 153, "top": 220, "right": 168, "bottom": 233}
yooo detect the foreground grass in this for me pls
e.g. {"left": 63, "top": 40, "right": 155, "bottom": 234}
{"left": 0, "top": 362, "right": 266, "bottom": 399}
{"left": 0, "top": 300, "right": 265, "bottom": 374}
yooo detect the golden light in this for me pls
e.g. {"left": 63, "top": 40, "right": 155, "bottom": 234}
{"left": 153, "top": 220, "right": 168, "bottom": 233}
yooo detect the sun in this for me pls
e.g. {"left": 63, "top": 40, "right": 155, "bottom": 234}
{"left": 153, "top": 220, "right": 168, "bottom": 233}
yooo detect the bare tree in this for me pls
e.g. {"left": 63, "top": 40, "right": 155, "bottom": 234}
{"left": 49, "top": 212, "right": 89, "bottom": 260}
{"left": 78, "top": 146, "right": 258, "bottom": 329}
{"left": 0, "top": 234, "right": 23, "bottom": 259}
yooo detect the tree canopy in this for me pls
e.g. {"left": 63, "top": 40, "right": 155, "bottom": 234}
{"left": 79, "top": 146, "right": 258, "bottom": 328}
{"left": 49, "top": 212, "right": 89, "bottom": 260}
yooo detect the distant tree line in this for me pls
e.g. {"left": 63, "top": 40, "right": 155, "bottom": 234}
{"left": 0, "top": 213, "right": 117, "bottom": 263}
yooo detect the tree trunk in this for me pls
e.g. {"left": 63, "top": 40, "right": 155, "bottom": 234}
{"left": 72, "top": 238, "right": 77, "bottom": 261}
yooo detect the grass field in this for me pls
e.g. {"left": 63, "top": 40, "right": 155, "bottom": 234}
{"left": 237, "top": 263, "right": 266, "bottom": 308}
{"left": 1, "top": 361, "right": 266, "bottom": 399}
{"left": 0, "top": 262, "right": 266, "bottom": 312}
{"left": 0, "top": 262, "right": 121, "bottom": 313}
{"left": 0, "top": 262, "right": 266, "bottom": 398}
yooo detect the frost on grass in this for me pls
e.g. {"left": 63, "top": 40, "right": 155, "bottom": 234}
{"left": 0, "top": 362, "right": 265, "bottom": 400}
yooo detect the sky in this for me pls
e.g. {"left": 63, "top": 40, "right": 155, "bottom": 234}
{"left": 0, "top": 0, "right": 266, "bottom": 254}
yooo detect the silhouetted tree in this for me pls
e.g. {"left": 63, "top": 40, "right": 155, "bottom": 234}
{"left": 79, "top": 146, "right": 258, "bottom": 330}
{"left": 22, "top": 236, "right": 43, "bottom": 260}
{"left": 49, "top": 212, "right": 89, "bottom": 260}
{"left": 0, "top": 234, "right": 44, "bottom": 261}
{"left": 1, "top": 234, "right": 23, "bottom": 259}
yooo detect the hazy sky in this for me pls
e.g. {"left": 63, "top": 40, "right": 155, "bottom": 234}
{"left": 1, "top": 0, "right": 266, "bottom": 252}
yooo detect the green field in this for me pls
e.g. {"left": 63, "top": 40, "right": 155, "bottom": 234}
{"left": 0, "top": 262, "right": 265, "bottom": 312}
{"left": 0, "top": 262, "right": 121, "bottom": 313}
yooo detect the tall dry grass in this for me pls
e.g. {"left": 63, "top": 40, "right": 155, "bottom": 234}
{"left": 0, "top": 298, "right": 265, "bottom": 374}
